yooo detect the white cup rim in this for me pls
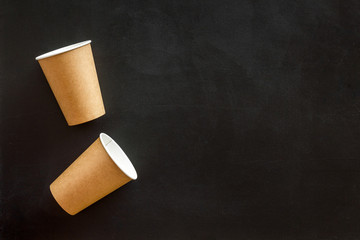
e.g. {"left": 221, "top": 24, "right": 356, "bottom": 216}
{"left": 99, "top": 133, "right": 138, "bottom": 180}
{"left": 35, "top": 40, "right": 91, "bottom": 61}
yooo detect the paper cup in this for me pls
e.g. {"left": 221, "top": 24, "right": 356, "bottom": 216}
{"left": 36, "top": 40, "right": 105, "bottom": 126}
{"left": 50, "top": 133, "right": 137, "bottom": 215}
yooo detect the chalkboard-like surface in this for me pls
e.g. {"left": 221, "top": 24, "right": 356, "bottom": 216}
{"left": 1, "top": 1, "right": 360, "bottom": 239}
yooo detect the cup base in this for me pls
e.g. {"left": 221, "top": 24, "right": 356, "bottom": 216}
{"left": 67, "top": 109, "right": 106, "bottom": 126}
{"left": 49, "top": 184, "right": 75, "bottom": 215}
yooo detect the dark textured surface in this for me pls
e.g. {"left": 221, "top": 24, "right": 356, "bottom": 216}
{"left": 1, "top": 0, "right": 360, "bottom": 239}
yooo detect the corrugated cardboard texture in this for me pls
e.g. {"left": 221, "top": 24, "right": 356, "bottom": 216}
{"left": 50, "top": 138, "right": 131, "bottom": 215}
{"left": 38, "top": 44, "right": 105, "bottom": 126}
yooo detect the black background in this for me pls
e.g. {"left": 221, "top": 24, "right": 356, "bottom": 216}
{"left": 1, "top": 0, "right": 360, "bottom": 239}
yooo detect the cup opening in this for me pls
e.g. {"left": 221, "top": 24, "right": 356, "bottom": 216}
{"left": 35, "top": 40, "right": 92, "bottom": 61}
{"left": 99, "top": 133, "right": 138, "bottom": 180}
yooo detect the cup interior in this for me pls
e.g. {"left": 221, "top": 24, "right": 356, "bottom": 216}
{"left": 100, "top": 133, "right": 138, "bottom": 180}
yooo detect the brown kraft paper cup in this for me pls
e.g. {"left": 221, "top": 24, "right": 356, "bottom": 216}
{"left": 50, "top": 133, "right": 138, "bottom": 215}
{"left": 36, "top": 40, "right": 105, "bottom": 126}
